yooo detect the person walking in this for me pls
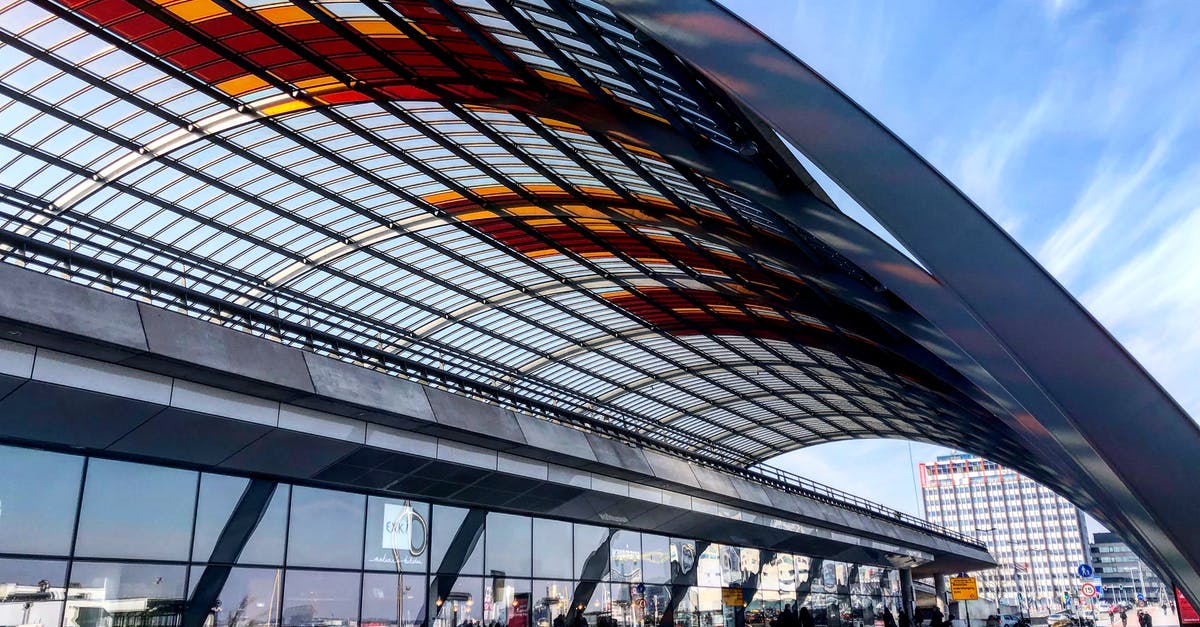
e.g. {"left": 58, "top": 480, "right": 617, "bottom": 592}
{"left": 931, "top": 607, "right": 945, "bottom": 627}
{"left": 1120, "top": 608, "right": 1128, "bottom": 627}
{"left": 883, "top": 608, "right": 898, "bottom": 627}
{"left": 799, "top": 606, "right": 816, "bottom": 627}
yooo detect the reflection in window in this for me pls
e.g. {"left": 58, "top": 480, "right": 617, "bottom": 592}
{"left": 486, "top": 576, "right": 530, "bottom": 627}
{"left": 642, "top": 584, "right": 671, "bottom": 627}
{"left": 669, "top": 540, "right": 696, "bottom": 584}
{"left": 573, "top": 525, "right": 609, "bottom": 581}
{"left": 531, "top": 580, "right": 571, "bottom": 627}
{"left": 193, "top": 475, "right": 289, "bottom": 566}
{"left": 486, "top": 513, "right": 531, "bottom": 578}
{"left": 719, "top": 546, "right": 742, "bottom": 586}
{"left": 282, "top": 569, "right": 360, "bottom": 627}
{"left": 432, "top": 506, "right": 483, "bottom": 575}
{"left": 577, "top": 581, "right": 611, "bottom": 627}
{"left": 363, "top": 573, "right": 426, "bottom": 627}
{"left": 0, "top": 445, "right": 83, "bottom": 555}
{"left": 366, "top": 497, "right": 430, "bottom": 573}
{"left": 641, "top": 535, "right": 670, "bottom": 585}
{"left": 75, "top": 459, "right": 197, "bottom": 561}
{"left": 609, "top": 531, "right": 640, "bottom": 583}
{"left": 0, "top": 558, "right": 67, "bottom": 627}
{"left": 65, "top": 562, "right": 187, "bottom": 627}
{"left": 532, "top": 520, "right": 571, "bottom": 580}
{"left": 287, "top": 487, "right": 365, "bottom": 568}
{"left": 431, "top": 576, "right": 481, "bottom": 627}
{"left": 695, "top": 546, "right": 722, "bottom": 588}
{"left": 190, "top": 565, "right": 283, "bottom": 627}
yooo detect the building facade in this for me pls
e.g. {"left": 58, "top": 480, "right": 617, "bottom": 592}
{"left": 0, "top": 442, "right": 906, "bottom": 627}
{"left": 1091, "top": 533, "right": 1167, "bottom": 604}
{"left": 919, "top": 454, "right": 1089, "bottom": 611}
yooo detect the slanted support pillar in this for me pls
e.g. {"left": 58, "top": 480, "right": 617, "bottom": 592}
{"left": 900, "top": 568, "right": 915, "bottom": 620}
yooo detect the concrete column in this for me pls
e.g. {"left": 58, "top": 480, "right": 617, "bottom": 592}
{"left": 900, "top": 568, "right": 916, "bottom": 619}
{"left": 935, "top": 574, "right": 948, "bottom": 612}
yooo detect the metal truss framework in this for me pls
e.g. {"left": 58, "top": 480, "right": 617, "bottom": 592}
{"left": 2, "top": 0, "right": 1196, "bottom": 594}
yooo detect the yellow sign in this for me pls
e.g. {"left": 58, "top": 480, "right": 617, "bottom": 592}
{"left": 950, "top": 577, "right": 979, "bottom": 601}
{"left": 721, "top": 587, "right": 745, "bottom": 606}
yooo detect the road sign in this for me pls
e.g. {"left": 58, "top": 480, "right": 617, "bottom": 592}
{"left": 1138, "top": 593, "right": 1145, "bottom": 602}
{"left": 636, "top": 583, "right": 646, "bottom": 595}
{"left": 950, "top": 577, "right": 980, "bottom": 601}
{"left": 1078, "top": 564, "right": 1094, "bottom": 578}
{"left": 721, "top": 587, "right": 744, "bottom": 607}
{"left": 1082, "top": 583, "right": 1098, "bottom": 598}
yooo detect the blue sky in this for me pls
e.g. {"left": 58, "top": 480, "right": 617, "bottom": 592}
{"left": 726, "top": 0, "right": 1200, "bottom": 527}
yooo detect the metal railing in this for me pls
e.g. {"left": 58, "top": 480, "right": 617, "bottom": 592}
{"left": 743, "top": 461, "right": 988, "bottom": 549}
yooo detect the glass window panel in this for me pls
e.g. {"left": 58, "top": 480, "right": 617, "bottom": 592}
{"left": 642, "top": 584, "right": 671, "bottom": 627}
{"left": 531, "top": 580, "right": 572, "bottom": 627}
{"left": 0, "top": 558, "right": 67, "bottom": 627}
{"left": 431, "top": 575, "right": 482, "bottom": 627}
{"left": 363, "top": 573, "right": 426, "bottom": 627}
{"left": 486, "top": 513, "right": 531, "bottom": 578}
{"left": 366, "top": 497, "right": 430, "bottom": 573}
{"left": 431, "top": 506, "right": 483, "bottom": 576}
{"left": 740, "top": 549, "right": 762, "bottom": 587}
{"left": 573, "top": 525, "right": 609, "bottom": 582}
{"left": 641, "top": 535, "right": 670, "bottom": 586}
{"left": 0, "top": 445, "right": 83, "bottom": 555}
{"left": 486, "top": 576, "right": 530, "bottom": 627}
{"left": 286, "top": 486, "right": 365, "bottom": 568}
{"left": 282, "top": 569, "right": 360, "bottom": 627}
{"left": 75, "top": 458, "right": 197, "bottom": 560}
{"left": 577, "top": 581, "right": 611, "bottom": 627}
{"left": 532, "top": 520, "right": 572, "bottom": 580}
{"left": 188, "top": 565, "right": 283, "bottom": 627}
{"left": 669, "top": 540, "right": 696, "bottom": 584}
{"left": 65, "top": 562, "right": 187, "bottom": 627}
{"left": 609, "top": 531, "right": 640, "bottom": 584}
{"left": 696, "top": 546, "right": 722, "bottom": 588}
{"left": 239, "top": 486, "right": 289, "bottom": 566}
{"left": 719, "top": 546, "right": 742, "bottom": 587}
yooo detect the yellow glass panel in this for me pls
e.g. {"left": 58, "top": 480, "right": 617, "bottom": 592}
{"left": 535, "top": 69, "right": 582, "bottom": 88}
{"left": 348, "top": 20, "right": 407, "bottom": 38}
{"left": 454, "top": 211, "right": 495, "bottom": 222}
{"left": 215, "top": 74, "right": 270, "bottom": 96}
{"left": 507, "top": 206, "right": 552, "bottom": 217}
{"left": 256, "top": 5, "right": 317, "bottom": 25}
{"left": 423, "top": 191, "right": 465, "bottom": 205}
{"left": 163, "top": 0, "right": 226, "bottom": 23}
{"left": 262, "top": 99, "right": 311, "bottom": 117}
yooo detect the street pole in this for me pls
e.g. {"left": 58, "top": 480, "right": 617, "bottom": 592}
{"left": 1136, "top": 565, "right": 1146, "bottom": 603}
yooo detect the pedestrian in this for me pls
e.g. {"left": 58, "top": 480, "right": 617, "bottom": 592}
{"left": 931, "top": 607, "right": 945, "bottom": 627}
{"left": 1120, "top": 608, "right": 1127, "bottom": 627}
{"left": 799, "top": 606, "right": 816, "bottom": 627}
{"left": 899, "top": 609, "right": 912, "bottom": 627}
{"left": 1139, "top": 610, "right": 1152, "bottom": 627}
{"left": 884, "top": 608, "right": 898, "bottom": 627}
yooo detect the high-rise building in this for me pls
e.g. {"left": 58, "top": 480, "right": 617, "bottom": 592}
{"left": 919, "top": 454, "right": 1090, "bottom": 610}
{"left": 1092, "top": 532, "right": 1167, "bottom": 604}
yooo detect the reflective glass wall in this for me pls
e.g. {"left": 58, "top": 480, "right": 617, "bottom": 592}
{"left": 0, "top": 444, "right": 901, "bottom": 627}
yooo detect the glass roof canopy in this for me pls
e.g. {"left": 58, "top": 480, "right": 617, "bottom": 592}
{"left": 0, "top": 0, "right": 1027, "bottom": 477}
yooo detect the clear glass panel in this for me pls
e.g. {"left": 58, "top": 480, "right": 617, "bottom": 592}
{"left": 362, "top": 572, "right": 426, "bottom": 627}
{"left": 642, "top": 584, "right": 671, "bottom": 627}
{"left": 0, "top": 557, "right": 67, "bottom": 627}
{"left": 532, "top": 520, "right": 572, "bottom": 580}
{"left": 0, "top": 445, "right": 83, "bottom": 555}
{"left": 239, "top": 486, "right": 290, "bottom": 566}
{"left": 696, "top": 546, "right": 722, "bottom": 588}
{"left": 719, "top": 546, "right": 742, "bottom": 586}
{"left": 531, "top": 580, "right": 572, "bottom": 627}
{"left": 740, "top": 549, "right": 762, "bottom": 587}
{"left": 641, "top": 535, "right": 670, "bottom": 585}
{"left": 287, "top": 486, "right": 365, "bottom": 568}
{"left": 573, "top": 525, "right": 609, "bottom": 582}
{"left": 486, "top": 513, "right": 531, "bottom": 578}
{"left": 64, "top": 562, "right": 187, "bottom": 627}
{"left": 577, "top": 582, "right": 611, "bottom": 627}
{"left": 431, "top": 575, "right": 482, "bottom": 627}
{"left": 609, "top": 582, "right": 639, "bottom": 627}
{"left": 75, "top": 458, "right": 197, "bottom": 560}
{"left": 189, "top": 565, "right": 283, "bottom": 627}
{"left": 486, "top": 576, "right": 530, "bottom": 627}
{"left": 281, "top": 569, "right": 361, "bottom": 627}
{"left": 609, "top": 531, "right": 640, "bottom": 584}
{"left": 365, "top": 497, "right": 430, "bottom": 573}
{"left": 669, "top": 540, "right": 696, "bottom": 584}
{"left": 431, "top": 506, "right": 483, "bottom": 575}
{"left": 193, "top": 474, "right": 250, "bottom": 562}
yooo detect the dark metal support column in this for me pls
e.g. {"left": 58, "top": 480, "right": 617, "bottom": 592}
{"left": 183, "top": 480, "right": 278, "bottom": 627}
{"left": 430, "top": 509, "right": 487, "bottom": 623}
{"left": 566, "top": 531, "right": 617, "bottom": 624}
{"left": 901, "top": 569, "right": 915, "bottom": 620}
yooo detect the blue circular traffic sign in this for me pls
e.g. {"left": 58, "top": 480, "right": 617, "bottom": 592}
{"left": 1078, "top": 564, "right": 1094, "bottom": 578}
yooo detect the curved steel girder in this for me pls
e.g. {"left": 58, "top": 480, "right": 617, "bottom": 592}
{"left": 605, "top": 0, "right": 1200, "bottom": 603}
